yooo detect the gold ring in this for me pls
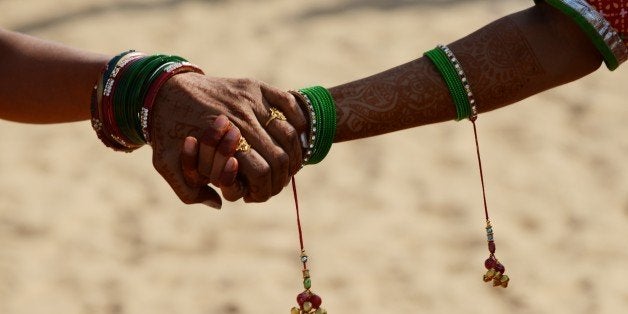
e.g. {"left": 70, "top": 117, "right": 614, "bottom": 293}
{"left": 236, "top": 137, "right": 250, "bottom": 152}
{"left": 265, "top": 107, "right": 287, "bottom": 127}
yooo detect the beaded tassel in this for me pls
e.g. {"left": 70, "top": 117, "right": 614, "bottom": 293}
{"left": 482, "top": 220, "right": 509, "bottom": 288}
{"left": 427, "top": 44, "right": 512, "bottom": 288}
{"left": 290, "top": 250, "right": 327, "bottom": 314}
{"left": 290, "top": 178, "right": 327, "bottom": 314}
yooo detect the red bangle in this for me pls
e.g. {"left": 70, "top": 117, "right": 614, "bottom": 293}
{"left": 140, "top": 61, "right": 204, "bottom": 144}
{"left": 91, "top": 84, "right": 129, "bottom": 151}
{"left": 100, "top": 53, "right": 146, "bottom": 151}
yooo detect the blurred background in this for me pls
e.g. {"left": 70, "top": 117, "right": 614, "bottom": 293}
{"left": 1, "top": 0, "right": 628, "bottom": 313}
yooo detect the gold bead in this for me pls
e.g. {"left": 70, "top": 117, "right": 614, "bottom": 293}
{"left": 492, "top": 272, "right": 503, "bottom": 287}
{"left": 483, "top": 269, "right": 496, "bottom": 282}
{"left": 291, "top": 307, "right": 301, "bottom": 314}
{"left": 500, "top": 275, "right": 509, "bottom": 288}
{"left": 303, "top": 302, "right": 313, "bottom": 312}
{"left": 315, "top": 308, "right": 327, "bottom": 314}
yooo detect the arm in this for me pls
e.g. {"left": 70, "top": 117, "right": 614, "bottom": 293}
{"left": 330, "top": 3, "right": 602, "bottom": 142}
{"left": 175, "top": 3, "right": 611, "bottom": 203}
{"left": 0, "top": 28, "right": 109, "bottom": 123}
{"left": 0, "top": 27, "right": 300, "bottom": 207}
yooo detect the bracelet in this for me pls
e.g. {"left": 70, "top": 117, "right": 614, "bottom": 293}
{"left": 102, "top": 53, "right": 146, "bottom": 150}
{"left": 534, "top": 0, "right": 628, "bottom": 70}
{"left": 289, "top": 90, "right": 317, "bottom": 164}
{"left": 424, "top": 45, "right": 475, "bottom": 121}
{"left": 295, "top": 86, "right": 337, "bottom": 165}
{"left": 92, "top": 52, "right": 146, "bottom": 152}
{"left": 91, "top": 52, "right": 204, "bottom": 152}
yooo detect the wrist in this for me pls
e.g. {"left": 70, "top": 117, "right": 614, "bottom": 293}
{"left": 90, "top": 51, "right": 204, "bottom": 152}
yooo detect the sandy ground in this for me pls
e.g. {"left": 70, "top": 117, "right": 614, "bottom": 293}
{"left": 1, "top": 0, "right": 628, "bottom": 313}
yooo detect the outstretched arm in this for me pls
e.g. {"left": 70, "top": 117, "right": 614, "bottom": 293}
{"left": 0, "top": 28, "right": 109, "bottom": 123}
{"left": 329, "top": 2, "right": 602, "bottom": 142}
{"left": 179, "top": 2, "right": 614, "bottom": 203}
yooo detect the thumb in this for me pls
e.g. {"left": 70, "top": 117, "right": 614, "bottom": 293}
{"left": 194, "top": 185, "right": 223, "bottom": 209}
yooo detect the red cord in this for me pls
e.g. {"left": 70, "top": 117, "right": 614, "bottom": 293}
{"left": 472, "top": 120, "right": 490, "bottom": 222}
{"left": 291, "top": 177, "right": 307, "bottom": 269}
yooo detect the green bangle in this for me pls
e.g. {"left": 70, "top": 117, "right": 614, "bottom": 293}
{"left": 424, "top": 47, "right": 472, "bottom": 121}
{"left": 536, "top": 0, "right": 627, "bottom": 70}
{"left": 298, "top": 86, "right": 337, "bottom": 165}
{"left": 115, "top": 54, "right": 187, "bottom": 144}
{"left": 113, "top": 55, "right": 161, "bottom": 145}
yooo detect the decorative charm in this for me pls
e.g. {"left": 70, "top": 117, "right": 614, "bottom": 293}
{"left": 482, "top": 221, "right": 509, "bottom": 288}
{"left": 290, "top": 178, "right": 327, "bottom": 314}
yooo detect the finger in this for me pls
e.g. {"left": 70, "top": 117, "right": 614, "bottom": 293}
{"left": 194, "top": 185, "right": 223, "bottom": 209}
{"left": 153, "top": 146, "right": 222, "bottom": 209}
{"left": 181, "top": 136, "right": 210, "bottom": 187}
{"left": 198, "top": 115, "right": 231, "bottom": 178}
{"left": 234, "top": 148, "right": 272, "bottom": 202}
{"left": 209, "top": 126, "right": 241, "bottom": 185}
{"left": 261, "top": 83, "right": 309, "bottom": 135}
{"left": 220, "top": 177, "right": 246, "bottom": 202}
{"left": 252, "top": 112, "right": 290, "bottom": 196}
{"left": 218, "top": 157, "right": 238, "bottom": 187}
{"left": 264, "top": 116, "right": 302, "bottom": 182}
{"left": 237, "top": 107, "right": 289, "bottom": 197}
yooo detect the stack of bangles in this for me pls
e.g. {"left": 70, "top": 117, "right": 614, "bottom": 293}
{"left": 290, "top": 86, "right": 337, "bottom": 166}
{"left": 91, "top": 50, "right": 204, "bottom": 152}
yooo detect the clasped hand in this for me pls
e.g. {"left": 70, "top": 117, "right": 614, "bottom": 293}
{"left": 150, "top": 72, "right": 307, "bottom": 208}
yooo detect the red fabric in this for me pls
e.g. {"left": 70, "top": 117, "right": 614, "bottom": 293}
{"left": 588, "top": 0, "right": 628, "bottom": 44}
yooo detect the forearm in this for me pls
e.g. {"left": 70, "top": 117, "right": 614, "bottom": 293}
{"left": 330, "top": 3, "right": 602, "bottom": 142}
{"left": 0, "top": 28, "right": 109, "bottom": 123}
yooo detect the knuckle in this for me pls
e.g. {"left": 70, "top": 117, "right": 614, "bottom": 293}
{"left": 284, "top": 127, "right": 298, "bottom": 146}
{"left": 179, "top": 193, "right": 196, "bottom": 205}
{"left": 223, "top": 191, "right": 242, "bottom": 202}
{"left": 252, "top": 162, "right": 271, "bottom": 181}
{"left": 252, "top": 191, "right": 271, "bottom": 202}
{"left": 272, "top": 150, "right": 290, "bottom": 171}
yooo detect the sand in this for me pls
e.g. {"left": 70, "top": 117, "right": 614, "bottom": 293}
{"left": 1, "top": 0, "right": 628, "bottom": 313}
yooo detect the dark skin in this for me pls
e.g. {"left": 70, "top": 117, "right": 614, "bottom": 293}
{"left": 0, "top": 29, "right": 302, "bottom": 208}
{"left": 186, "top": 2, "right": 603, "bottom": 201}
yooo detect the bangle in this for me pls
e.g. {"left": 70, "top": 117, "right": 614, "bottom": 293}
{"left": 535, "top": 0, "right": 628, "bottom": 70}
{"left": 91, "top": 52, "right": 204, "bottom": 152}
{"left": 424, "top": 45, "right": 475, "bottom": 121}
{"left": 289, "top": 90, "right": 317, "bottom": 164}
{"left": 102, "top": 53, "right": 146, "bottom": 150}
{"left": 296, "top": 86, "right": 337, "bottom": 165}
{"left": 141, "top": 62, "right": 204, "bottom": 144}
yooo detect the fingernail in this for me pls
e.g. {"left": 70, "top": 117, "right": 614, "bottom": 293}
{"left": 214, "top": 115, "right": 229, "bottom": 130}
{"left": 203, "top": 199, "right": 222, "bottom": 210}
{"left": 183, "top": 137, "right": 196, "bottom": 152}
{"left": 225, "top": 157, "right": 237, "bottom": 172}
{"left": 300, "top": 132, "right": 308, "bottom": 148}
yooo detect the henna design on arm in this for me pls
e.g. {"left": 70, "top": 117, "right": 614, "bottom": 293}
{"left": 330, "top": 4, "right": 601, "bottom": 143}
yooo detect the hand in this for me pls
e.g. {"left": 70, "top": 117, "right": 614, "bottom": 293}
{"left": 150, "top": 73, "right": 305, "bottom": 207}
{"left": 180, "top": 99, "right": 309, "bottom": 204}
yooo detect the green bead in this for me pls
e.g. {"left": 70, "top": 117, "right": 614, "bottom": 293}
{"left": 303, "top": 277, "right": 312, "bottom": 290}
